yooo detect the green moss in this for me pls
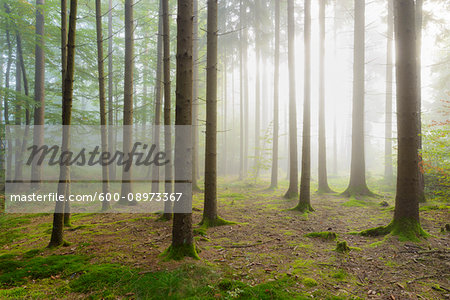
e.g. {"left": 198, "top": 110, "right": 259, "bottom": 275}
{"left": 331, "top": 269, "right": 348, "bottom": 280}
{"left": 160, "top": 243, "right": 200, "bottom": 261}
{"left": 199, "top": 216, "right": 236, "bottom": 228}
{"left": 305, "top": 231, "right": 337, "bottom": 240}
{"left": 360, "top": 218, "right": 428, "bottom": 242}
{"left": 335, "top": 241, "right": 350, "bottom": 253}
{"left": 302, "top": 277, "right": 318, "bottom": 287}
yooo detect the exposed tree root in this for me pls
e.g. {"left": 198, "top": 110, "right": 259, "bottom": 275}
{"left": 199, "top": 216, "right": 236, "bottom": 228}
{"left": 160, "top": 243, "right": 200, "bottom": 261}
{"left": 360, "top": 218, "right": 428, "bottom": 242}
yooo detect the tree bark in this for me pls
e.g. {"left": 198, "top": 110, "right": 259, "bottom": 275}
{"left": 270, "top": 0, "right": 280, "bottom": 189}
{"left": 343, "top": 0, "right": 372, "bottom": 197}
{"left": 384, "top": 0, "right": 394, "bottom": 182}
{"left": 31, "top": 0, "right": 45, "bottom": 190}
{"left": 108, "top": 0, "right": 116, "bottom": 181}
{"left": 162, "top": 0, "right": 173, "bottom": 219}
{"left": 120, "top": 0, "right": 135, "bottom": 203}
{"left": 284, "top": 0, "right": 298, "bottom": 198}
{"left": 297, "top": 0, "right": 313, "bottom": 211}
{"left": 202, "top": 0, "right": 219, "bottom": 225}
{"left": 95, "top": 0, "right": 111, "bottom": 211}
{"left": 4, "top": 4, "right": 13, "bottom": 181}
{"left": 14, "top": 36, "right": 22, "bottom": 182}
{"left": 166, "top": 0, "right": 198, "bottom": 260}
{"left": 253, "top": 0, "right": 261, "bottom": 179}
{"left": 49, "top": 0, "right": 77, "bottom": 248}
{"left": 151, "top": 0, "right": 163, "bottom": 194}
{"left": 192, "top": 0, "right": 201, "bottom": 191}
{"left": 317, "top": 0, "right": 332, "bottom": 193}
{"left": 392, "top": 0, "right": 421, "bottom": 231}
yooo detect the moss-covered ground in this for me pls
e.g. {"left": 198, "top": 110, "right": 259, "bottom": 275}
{"left": 0, "top": 177, "right": 448, "bottom": 299}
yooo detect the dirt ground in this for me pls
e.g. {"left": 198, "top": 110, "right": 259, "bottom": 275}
{"left": 1, "top": 179, "right": 449, "bottom": 299}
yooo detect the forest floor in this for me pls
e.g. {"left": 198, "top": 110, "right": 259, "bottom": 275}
{"left": 0, "top": 178, "right": 449, "bottom": 299}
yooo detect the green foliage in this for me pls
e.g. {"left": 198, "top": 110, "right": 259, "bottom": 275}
{"left": 421, "top": 118, "right": 450, "bottom": 202}
{"left": 305, "top": 231, "right": 337, "bottom": 240}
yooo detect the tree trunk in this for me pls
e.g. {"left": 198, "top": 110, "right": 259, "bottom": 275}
{"left": 95, "top": 0, "right": 110, "bottom": 211}
{"left": 162, "top": 0, "right": 173, "bottom": 219}
{"left": 202, "top": 0, "right": 219, "bottom": 226}
{"left": 61, "top": 0, "right": 71, "bottom": 226}
{"left": 253, "top": 0, "right": 261, "bottom": 179}
{"left": 392, "top": 0, "right": 423, "bottom": 237}
{"left": 270, "top": 0, "right": 280, "bottom": 189}
{"left": 4, "top": 4, "right": 12, "bottom": 181}
{"left": 284, "top": 0, "right": 298, "bottom": 199}
{"left": 107, "top": 0, "right": 115, "bottom": 181}
{"left": 222, "top": 48, "right": 227, "bottom": 177}
{"left": 343, "top": 0, "right": 372, "bottom": 197}
{"left": 31, "top": 0, "right": 45, "bottom": 190}
{"left": 241, "top": 0, "right": 249, "bottom": 178}
{"left": 151, "top": 0, "right": 163, "bottom": 194}
{"left": 192, "top": 0, "right": 201, "bottom": 191}
{"left": 239, "top": 0, "right": 245, "bottom": 180}
{"left": 120, "top": 0, "right": 135, "bottom": 203}
{"left": 296, "top": 0, "right": 313, "bottom": 211}
{"left": 317, "top": 0, "right": 332, "bottom": 193}
{"left": 14, "top": 37, "right": 22, "bottom": 182}
{"left": 49, "top": 0, "right": 77, "bottom": 248}
{"left": 384, "top": 0, "right": 394, "bottom": 182}
{"left": 165, "top": 0, "right": 198, "bottom": 260}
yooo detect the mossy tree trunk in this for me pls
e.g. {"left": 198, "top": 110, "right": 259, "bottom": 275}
{"left": 284, "top": 0, "right": 298, "bottom": 199}
{"left": 296, "top": 0, "right": 313, "bottom": 212}
{"left": 107, "top": 0, "right": 116, "bottom": 181}
{"left": 95, "top": 0, "right": 110, "bottom": 211}
{"left": 269, "top": 0, "right": 280, "bottom": 189}
{"left": 49, "top": 0, "right": 77, "bottom": 248}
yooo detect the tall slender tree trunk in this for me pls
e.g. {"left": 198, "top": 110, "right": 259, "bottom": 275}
{"left": 296, "top": 0, "right": 313, "bottom": 211}
{"left": 3, "top": 5, "right": 12, "bottom": 182}
{"left": 17, "top": 33, "right": 31, "bottom": 179}
{"left": 284, "top": 0, "right": 298, "bottom": 199}
{"left": 415, "top": 0, "right": 425, "bottom": 202}
{"left": 223, "top": 48, "right": 227, "bottom": 177}
{"left": 253, "top": 0, "right": 261, "bottom": 179}
{"left": 151, "top": 0, "right": 163, "bottom": 194}
{"left": 0, "top": 37, "right": 3, "bottom": 172}
{"left": 270, "top": 0, "right": 280, "bottom": 189}
{"left": 343, "top": 0, "right": 372, "bottom": 197}
{"left": 202, "top": 0, "right": 220, "bottom": 226}
{"left": 238, "top": 0, "right": 245, "bottom": 180}
{"left": 107, "top": 0, "right": 115, "bottom": 181}
{"left": 49, "top": 0, "right": 77, "bottom": 248}
{"left": 391, "top": 0, "right": 422, "bottom": 234}
{"left": 31, "top": 0, "right": 45, "bottom": 190}
{"left": 162, "top": 0, "right": 173, "bottom": 219}
{"left": 241, "top": 0, "right": 249, "bottom": 178}
{"left": 95, "top": 0, "right": 110, "bottom": 211}
{"left": 61, "top": 0, "right": 71, "bottom": 226}
{"left": 192, "top": 0, "right": 201, "bottom": 191}
{"left": 14, "top": 39, "right": 22, "bottom": 182}
{"left": 384, "top": 0, "right": 394, "bottom": 182}
{"left": 120, "top": 0, "right": 135, "bottom": 203}
{"left": 166, "top": 0, "right": 198, "bottom": 260}
{"left": 317, "top": 0, "right": 332, "bottom": 193}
